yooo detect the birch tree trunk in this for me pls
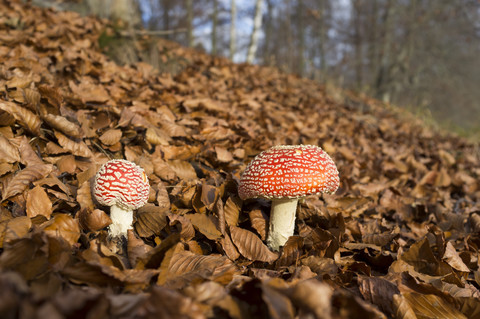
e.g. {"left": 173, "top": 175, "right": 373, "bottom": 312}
{"left": 229, "top": 0, "right": 236, "bottom": 60}
{"left": 246, "top": 0, "right": 264, "bottom": 63}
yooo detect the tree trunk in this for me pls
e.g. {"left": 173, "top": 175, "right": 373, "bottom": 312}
{"left": 229, "top": 0, "right": 236, "bottom": 60}
{"left": 262, "top": 0, "right": 273, "bottom": 65}
{"left": 296, "top": 0, "right": 305, "bottom": 76}
{"left": 352, "top": 0, "right": 363, "bottom": 90}
{"left": 186, "top": 0, "right": 193, "bottom": 47}
{"left": 212, "top": 0, "right": 218, "bottom": 55}
{"left": 318, "top": 0, "right": 327, "bottom": 80}
{"left": 246, "top": 0, "right": 264, "bottom": 63}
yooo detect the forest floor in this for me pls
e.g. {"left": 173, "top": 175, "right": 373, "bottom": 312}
{"left": 1, "top": 1, "right": 480, "bottom": 318}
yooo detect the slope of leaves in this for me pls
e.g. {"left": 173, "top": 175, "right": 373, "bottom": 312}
{"left": 0, "top": 1, "right": 479, "bottom": 318}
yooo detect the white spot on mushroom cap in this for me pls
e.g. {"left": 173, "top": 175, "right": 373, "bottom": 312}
{"left": 238, "top": 145, "right": 339, "bottom": 200}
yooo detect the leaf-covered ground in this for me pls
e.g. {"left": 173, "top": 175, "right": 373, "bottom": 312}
{"left": 1, "top": 2, "right": 480, "bottom": 318}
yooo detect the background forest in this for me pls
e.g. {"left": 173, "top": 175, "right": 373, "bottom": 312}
{"left": 32, "top": 0, "right": 480, "bottom": 137}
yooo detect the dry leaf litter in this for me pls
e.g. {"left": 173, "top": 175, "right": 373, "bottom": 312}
{"left": 0, "top": 1, "right": 480, "bottom": 318}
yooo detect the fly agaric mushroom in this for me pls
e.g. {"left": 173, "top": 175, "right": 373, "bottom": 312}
{"left": 238, "top": 145, "right": 339, "bottom": 251}
{"left": 94, "top": 159, "right": 150, "bottom": 238}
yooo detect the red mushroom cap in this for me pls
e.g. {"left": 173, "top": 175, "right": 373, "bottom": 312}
{"left": 94, "top": 159, "right": 150, "bottom": 210}
{"left": 238, "top": 145, "right": 339, "bottom": 200}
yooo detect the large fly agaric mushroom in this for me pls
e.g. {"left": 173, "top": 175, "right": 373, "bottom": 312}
{"left": 238, "top": 145, "right": 339, "bottom": 251}
{"left": 94, "top": 159, "right": 150, "bottom": 238}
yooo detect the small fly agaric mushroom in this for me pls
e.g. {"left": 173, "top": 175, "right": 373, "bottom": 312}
{"left": 238, "top": 145, "right": 339, "bottom": 251}
{"left": 94, "top": 159, "right": 150, "bottom": 238}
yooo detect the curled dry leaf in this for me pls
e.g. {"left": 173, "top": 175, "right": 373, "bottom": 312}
{"left": 167, "top": 160, "right": 197, "bottom": 181}
{"left": 287, "top": 279, "right": 333, "bottom": 319}
{"left": 78, "top": 208, "right": 111, "bottom": 232}
{"left": 168, "top": 213, "right": 196, "bottom": 241}
{"left": 135, "top": 205, "right": 168, "bottom": 237}
{"left": 443, "top": 241, "right": 470, "bottom": 272}
{"left": 26, "top": 185, "right": 53, "bottom": 219}
{"left": 127, "top": 229, "right": 153, "bottom": 268}
{"left": 156, "top": 181, "right": 171, "bottom": 211}
{"left": 215, "top": 146, "right": 233, "bottom": 163}
{"left": 229, "top": 226, "right": 278, "bottom": 263}
{"left": 0, "top": 134, "right": 21, "bottom": 163}
{"left": 99, "top": 129, "right": 122, "bottom": 146}
{"left": 43, "top": 113, "right": 82, "bottom": 138}
{"left": 187, "top": 213, "right": 222, "bottom": 241}
{"left": 2, "top": 163, "right": 53, "bottom": 201}
{"left": 76, "top": 181, "right": 95, "bottom": 212}
{"left": 249, "top": 209, "right": 267, "bottom": 240}
{"left": 275, "top": 236, "right": 304, "bottom": 267}
{"left": 224, "top": 196, "right": 241, "bottom": 227}
{"left": 0, "top": 216, "right": 32, "bottom": 248}
{"left": 362, "top": 231, "right": 398, "bottom": 247}
{"left": 358, "top": 276, "right": 400, "bottom": 316}
{"left": 43, "top": 214, "right": 80, "bottom": 246}
{"left": 0, "top": 101, "right": 41, "bottom": 134}
{"left": 55, "top": 131, "right": 93, "bottom": 158}
{"left": 401, "top": 292, "right": 467, "bottom": 319}
{"left": 56, "top": 155, "right": 76, "bottom": 174}
{"left": 146, "top": 127, "right": 171, "bottom": 146}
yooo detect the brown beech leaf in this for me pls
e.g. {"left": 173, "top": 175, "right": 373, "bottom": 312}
{"left": 146, "top": 127, "right": 171, "bottom": 146}
{"left": 262, "top": 280, "right": 296, "bottom": 319}
{"left": 402, "top": 292, "right": 467, "bottom": 319}
{"left": 2, "top": 163, "right": 53, "bottom": 201}
{"left": 0, "top": 101, "right": 41, "bottom": 134}
{"left": 168, "top": 214, "right": 196, "bottom": 241}
{"left": 156, "top": 181, "right": 171, "bottom": 211}
{"left": 135, "top": 205, "right": 168, "bottom": 237}
{"left": 187, "top": 213, "right": 222, "bottom": 240}
{"left": 400, "top": 238, "right": 439, "bottom": 275}
{"left": 43, "top": 214, "right": 80, "bottom": 246}
{"left": 200, "top": 183, "right": 217, "bottom": 211}
{"left": 249, "top": 209, "right": 268, "bottom": 240}
{"left": 362, "top": 231, "right": 398, "bottom": 247}
{"left": 76, "top": 181, "right": 95, "bottom": 212}
{"left": 167, "top": 160, "right": 197, "bottom": 181}
{"left": 300, "top": 256, "right": 338, "bottom": 277}
{"left": 78, "top": 208, "right": 111, "bottom": 232}
{"left": 276, "top": 236, "right": 304, "bottom": 267}
{"left": 55, "top": 131, "right": 93, "bottom": 158}
{"left": 392, "top": 294, "right": 417, "bottom": 319}
{"left": 0, "top": 216, "right": 32, "bottom": 248}
{"left": 215, "top": 146, "right": 233, "bottom": 163}
{"left": 55, "top": 155, "right": 77, "bottom": 174}
{"left": 358, "top": 275, "right": 400, "bottom": 316}
{"left": 152, "top": 157, "right": 177, "bottom": 181}
{"left": 287, "top": 279, "right": 333, "bottom": 319}
{"left": 26, "top": 185, "right": 52, "bottom": 219}
{"left": 224, "top": 196, "right": 241, "bottom": 227}
{"left": 18, "top": 136, "right": 45, "bottom": 166}
{"left": 99, "top": 129, "right": 122, "bottom": 146}
{"left": 127, "top": 229, "right": 153, "bottom": 267}
{"left": 219, "top": 234, "right": 240, "bottom": 261}
{"left": 167, "top": 250, "right": 235, "bottom": 278}
{"left": 0, "top": 134, "right": 21, "bottom": 163}
{"left": 42, "top": 113, "right": 82, "bottom": 138}
{"left": 229, "top": 226, "right": 278, "bottom": 263}
{"left": 443, "top": 241, "right": 470, "bottom": 272}
{"left": 38, "top": 84, "right": 63, "bottom": 108}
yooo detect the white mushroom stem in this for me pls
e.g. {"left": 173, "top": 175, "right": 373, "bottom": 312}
{"left": 266, "top": 198, "right": 299, "bottom": 251}
{"left": 108, "top": 205, "right": 134, "bottom": 238}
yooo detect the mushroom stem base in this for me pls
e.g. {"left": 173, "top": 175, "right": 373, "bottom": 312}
{"left": 108, "top": 205, "right": 133, "bottom": 238}
{"left": 267, "top": 198, "right": 299, "bottom": 251}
